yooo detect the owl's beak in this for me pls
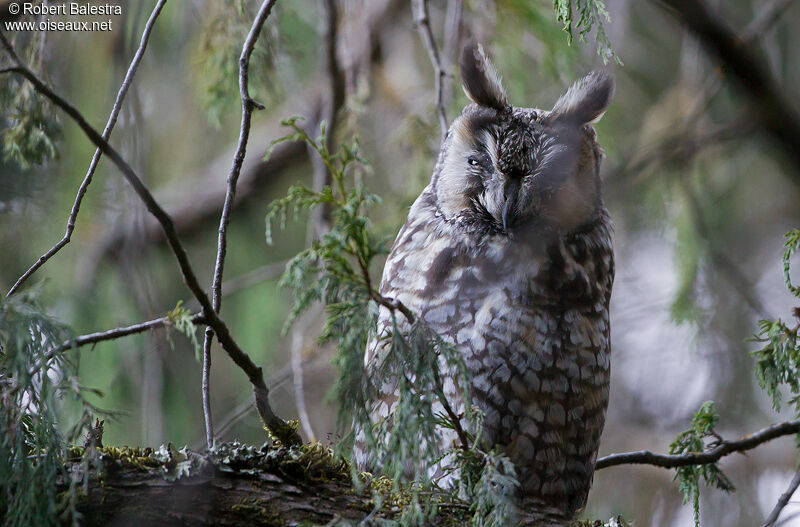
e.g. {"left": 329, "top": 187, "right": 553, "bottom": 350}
{"left": 502, "top": 179, "right": 520, "bottom": 231}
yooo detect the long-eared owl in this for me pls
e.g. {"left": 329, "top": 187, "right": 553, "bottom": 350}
{"left": 356, "top": 43, "right": 615, "bottom": 523}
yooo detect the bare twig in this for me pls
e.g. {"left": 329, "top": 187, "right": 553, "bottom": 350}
{"left": 763, "top": 468, "right": 800, "bottom": 527}
{"left": 201, "top": 0, "right": 279, "bottom": 451}
{"left": 55, "top": 314, "right": 203, "bottom": 354}
{"left": 442, "top": 0, "right": 462, "bottom": 108}
{"left": 290, "top": 310, "right": 318, "bottom": 440}
{"left": 6, "top": 0, "right": 168, "bottom": 297}
{"left": 412, "top": 0, "right": 448, "bottom": 143}
{"left": 357, "top": 254, "right": 416, "bottom": 324}
{"left": 595, "top": 418, "right": 800, "bottom": 470}
{"left": 203, "top": 350, "right": 329, "bottom": 448}
{"left": 0, "top": 28, "right": 300, "bottom": 446}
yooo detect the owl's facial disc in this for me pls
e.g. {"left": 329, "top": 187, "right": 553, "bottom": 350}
{"left": 432, "top": 43, "right": 616, "bottom": 235}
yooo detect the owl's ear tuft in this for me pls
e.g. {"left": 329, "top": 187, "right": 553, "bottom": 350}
{"left": 460, "top": 42, "right": 510, "bottom": 113}
{"left": 551, "top": 70, "right": 615, "bottom": 125}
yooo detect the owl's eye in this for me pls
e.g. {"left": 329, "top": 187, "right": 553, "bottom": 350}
{"left": 467, "top": 154, "right": 490, "bottom": 170}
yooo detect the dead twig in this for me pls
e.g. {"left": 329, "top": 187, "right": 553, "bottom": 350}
{"left": 5, "top": 0, "right": 168, "bottom": 297}
{"left": 412, "top": 0, "right": 448, "bottom": 143}
{"left": 55, "top": 313, "right": 203, "bottom": 354}
{"left": 201, "top": 0, "right": 279, "bottom": 451}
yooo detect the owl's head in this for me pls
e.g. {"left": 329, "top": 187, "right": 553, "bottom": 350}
{"left": 433, "top": 43, "right": 614, "bottom": 237}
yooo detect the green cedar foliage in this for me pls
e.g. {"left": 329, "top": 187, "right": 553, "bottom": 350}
{"left": 668, "top": 401, "right": 734, "bottom": 527}
{"left": 752, "top": 230, "right": 800, "bottom": 413}
{"left": 0, "top": 38, "right": 62, "bottom": 168}
{"left": 0, "top": 289, "right": 99, "bottom": 527}
{"left": 553, "top": 0, "right": 621, "bottom": 65}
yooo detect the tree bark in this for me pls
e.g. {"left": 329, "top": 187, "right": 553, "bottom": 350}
{"left": 70, "top": 446, "right": 376, "bottom": 526}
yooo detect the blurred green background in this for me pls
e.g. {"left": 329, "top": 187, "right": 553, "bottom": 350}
{"left": 2, "top": 0, "right": 800, "bottom": 525}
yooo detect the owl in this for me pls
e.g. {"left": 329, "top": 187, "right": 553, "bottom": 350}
{"left": 356, "top": 43, "right": 615, "bottom": 524}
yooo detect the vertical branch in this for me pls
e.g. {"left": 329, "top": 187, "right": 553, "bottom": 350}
{"left": 201, "top": 0, "right": 279, "bottom": 450}
{"left": 412, "top": 0, "right": 449, "bottom": 143}
{"left": 442, "top": 0, "right": 462, "bottom": 108}
{"left": 6, "top": 0, "right": 168, "bottom": 297}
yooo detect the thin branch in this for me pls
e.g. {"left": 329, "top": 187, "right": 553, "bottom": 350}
{"left": 290, "top": 309, "right": 318, "bottom": 440}
{"left": 595, "top": 418, "right": 800, "bottom": 470}
{"left": 412, "top": 0, "right": 448, "bottom": 143}
{"left": 0, "top": 27, "right": 300, "bottom": 446}
{"left": 201, "top": 350, "right": 329, "bottom": 448}
{"left": 441, "top": 0, "right": 462, "bottom": 108}
{"left": 55, "top": 314, "right": 204, "bottom": 354}
{"left": 6, "top": 0, "right": 168, "bottom": 298}
{"left": 31, "top": 312, "right": 205, "bottom": 378}
{"left": 763, "top": 468, "right": 800, "bottom": 527}
{"left": 431, "top": 368, "right": 470, "bottom": 451}
{"left": 357, "top": 253, "right": 415, "bottom": 324}
{"left": 201, "top": 0, "right": 279, "bottom": 451}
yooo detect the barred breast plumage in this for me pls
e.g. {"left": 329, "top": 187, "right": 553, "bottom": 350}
{"left": 355, "top": 43, "right": 615, "bottom": 523}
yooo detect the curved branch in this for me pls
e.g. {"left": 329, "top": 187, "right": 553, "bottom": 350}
{"left": 6, "top": 0, "right": 168, "bottom": 297}
{"left": 595, "top": 419, "right": 800, "bottom": 470}
{"left": 202, "top": 0, "right": 279, "bottom": 450}
{"left": 0, "top": 28, "right": 300, "bottom": 447}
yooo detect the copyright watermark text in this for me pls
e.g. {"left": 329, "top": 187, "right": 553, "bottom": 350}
{"left": 6, "top": 3, "right": 122, "bottom": 32}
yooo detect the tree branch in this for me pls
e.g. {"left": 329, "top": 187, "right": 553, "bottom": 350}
{"left": 442, "top": 0, "right": 462, "bottom": 108}
{"left": 55, "top": 313, "right": 204, "bottom": 354}
{"left": 412, "top": 0, "right": 448, "bottom": 143}
{"left": 763, "top": 468, "right": 800, "bottom": 527}
{"left": 595, "top": 419, "right": 800, "bottom": 469}
{"left": 5, "top": 0, "right": 168, "bottom": 297}
{"left": 0, "top": 28, "right": 300, "bottom": 446}
{"left": 201, "top": 0, "right": 279, "bottom": 451}
{"left": 656, "top": 0, "right": 800, "bottom": 185}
